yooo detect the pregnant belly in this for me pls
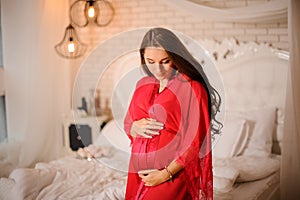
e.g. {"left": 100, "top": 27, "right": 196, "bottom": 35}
{"left": 130, "top": 130, "right": 180, "bottom": 172}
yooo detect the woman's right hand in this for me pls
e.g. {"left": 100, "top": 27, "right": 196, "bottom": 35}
{"left": 130, "top": 118, "right": 164, "bottom": 138}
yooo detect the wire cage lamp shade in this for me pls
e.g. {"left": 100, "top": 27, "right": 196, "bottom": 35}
{"left": 55, "top": 24, "right": 87, "bottom": 59}
{"left": 70, "top": 0, "right": 115, "bottom": 27}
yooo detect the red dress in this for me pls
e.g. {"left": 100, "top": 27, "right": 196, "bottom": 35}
{"left": 124, "top": 74, "right": 213, "bottom": 200}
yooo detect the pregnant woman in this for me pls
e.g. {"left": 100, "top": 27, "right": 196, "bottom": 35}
{"left": 124, "top": 27, "right": 222, "bottom": 200}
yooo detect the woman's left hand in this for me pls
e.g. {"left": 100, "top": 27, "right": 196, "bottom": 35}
{"left": 138, "top": 169, "right": 170, "bottom": 187}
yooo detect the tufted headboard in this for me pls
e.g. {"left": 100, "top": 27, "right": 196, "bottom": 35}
{"left": 189, "top": 38, "right": 289, "bottom": 154}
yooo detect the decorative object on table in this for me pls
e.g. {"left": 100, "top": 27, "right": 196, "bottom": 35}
{"left": 88, "top": 89, "right": 95, "bottom": 115}
{"left": 103, "top": 98, "right": 112, "bottom": 120}
{"left": 95, "top": 89, "right": 102, "bottom": 116}
{"left": 77, "top": 97, "right": 88, "bottom": 114}
{"left": 70, "top": 0, "right": 115, "bottom": 28}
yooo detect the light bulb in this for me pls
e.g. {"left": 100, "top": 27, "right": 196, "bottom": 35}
{"left": 55, "top": 24, "right": 87, "bottom": 59}
{"left": 68, "top": 39, "right": 75, "bottom": 53}
{"left": 87, "top": 6, "right": 95, "bottom": 18}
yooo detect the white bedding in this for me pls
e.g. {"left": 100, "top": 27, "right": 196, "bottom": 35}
{"left": 0, "top": 152, "right": 280, "bottom": 200}
{"left": 211, "top": 105, "right": 281, "bottom": 200}
{"left": 0, "top": 135, "right": 281, "bottom": 200}
{"left": 0, "top": 151, "right": 127, "bottom": 200}
{"left": 0, "top": 118, "right": 281, "bottom": 200}
{"left": 0, "top": 107, "right": 281, "bottom": 200}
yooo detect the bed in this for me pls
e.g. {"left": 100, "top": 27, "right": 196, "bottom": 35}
{"left": 0, "top": 37, "right": 289, "bottom": 200}
{"left": 198, "top": 38, "right": 288, "bottom": 200}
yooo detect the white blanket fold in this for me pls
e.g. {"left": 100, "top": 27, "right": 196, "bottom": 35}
{"left": 1, "top": 156, "right": 127, "bottom": 200}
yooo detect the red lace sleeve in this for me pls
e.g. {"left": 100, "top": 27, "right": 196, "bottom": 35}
{"left": 175, "top": 81, "right": 213, "bottom": 200}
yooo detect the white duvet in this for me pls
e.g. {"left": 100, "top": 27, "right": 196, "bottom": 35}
{"left": 0, "top": 146, "right": 280, "bottom": 200}
{"left": 0, "top": 156, "right": 127, "bottom": 200}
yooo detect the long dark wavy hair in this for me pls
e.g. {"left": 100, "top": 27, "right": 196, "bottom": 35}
{"left": 139, "top": 27, "right": 222, "bottom": 138}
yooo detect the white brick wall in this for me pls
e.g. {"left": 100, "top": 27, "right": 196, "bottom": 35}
{"left": 71, "top": 0, "right": 288, "bottom": 112}
{"left": 75, "top": 0, "right": 288, "bottom": 50}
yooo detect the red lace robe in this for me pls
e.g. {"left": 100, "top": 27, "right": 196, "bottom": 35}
{"left": 124, "top": 74, "right": 213, "bottom": 200}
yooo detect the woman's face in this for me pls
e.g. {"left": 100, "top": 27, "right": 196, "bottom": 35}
{"left": 144, "top": 47, "right": 175, "bottom": 81}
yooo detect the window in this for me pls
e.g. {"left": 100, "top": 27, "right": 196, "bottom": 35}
{"left": 0, "top": 3, "right": 7, "bottom": 142}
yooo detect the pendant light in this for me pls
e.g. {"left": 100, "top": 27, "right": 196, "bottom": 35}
{"left": 70, "top": 0, "right": 115, "bottom": 28}
{"left": 55, "top": 24, "right": 87, "bottom": 59}
{"left": 55, "top": 0, "right": 114, "bottom": 59}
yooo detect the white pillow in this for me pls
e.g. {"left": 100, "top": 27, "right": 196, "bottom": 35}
{"left": 213, "top": 155, "right": 280, "bottom": 183}
{"left": 233, "top": 155, "right": 280, "bottom": 182}
{"left": 213, "top": 166, "right": 239, "bottom": 193}
{"left": 94, "top": 120, "right": 131, "bottom": 153}
{"left": 213, "top": 177, "right": 236, "bottom": 193}
{"left": 232, "top": 107, "right": 276, "bottom": 157}
{"left": 213, "top": 116, "right": 250, "bottom": 158}
{"left": 94, "top": 120, "right": 131, "bottom": 172}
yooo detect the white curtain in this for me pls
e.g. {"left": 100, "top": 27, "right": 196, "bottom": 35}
{"left": 162, "top": 0, "right": 287, "bottom": 23}
{"left": 1, "top": 0, "right": 70, "bottom": 170}
{"left": 280, "top": 0, "right": 300, "bottom": 199}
